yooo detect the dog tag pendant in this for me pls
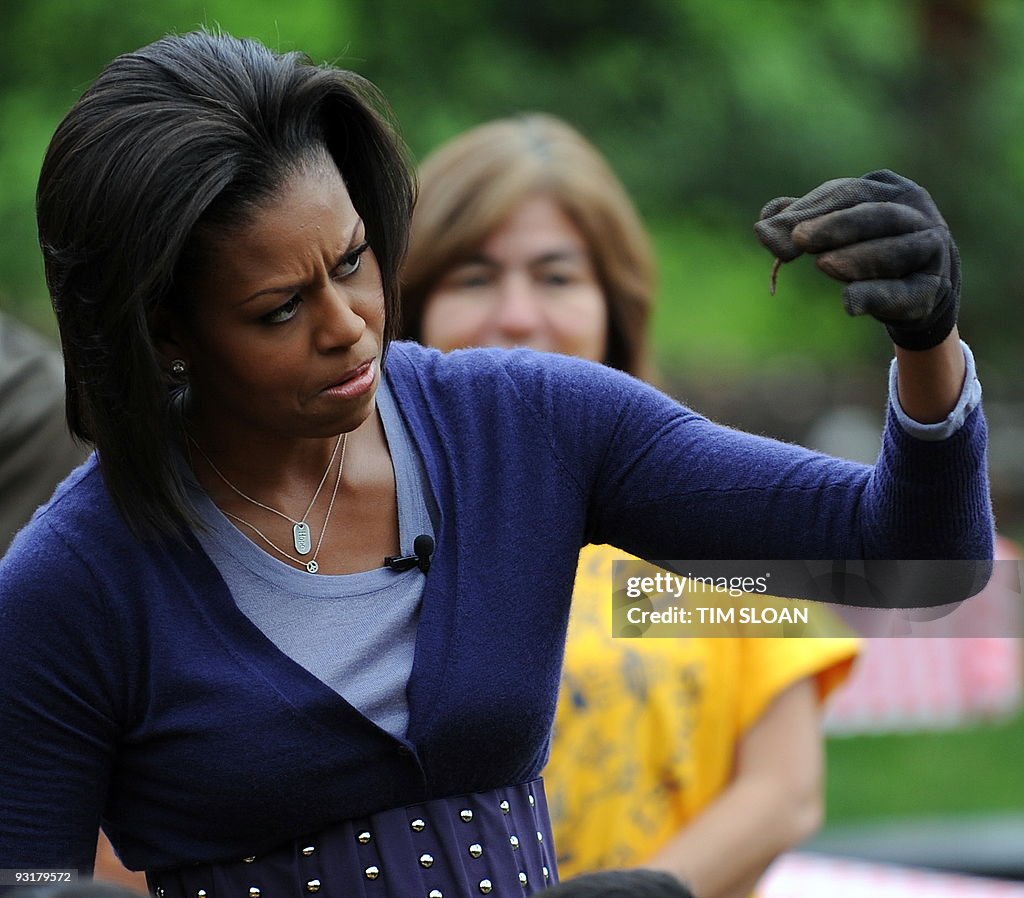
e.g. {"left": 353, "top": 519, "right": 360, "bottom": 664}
{"left": 293, "top": 522, "right": 312, "bottom": 555}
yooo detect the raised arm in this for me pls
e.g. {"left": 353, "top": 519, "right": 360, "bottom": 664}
{"left": 585, "top": 171, "right": 991, "bottom": 568}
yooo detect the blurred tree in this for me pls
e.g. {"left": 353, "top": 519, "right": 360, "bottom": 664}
{"left": 350, "top": 0, "right": 1022, "bottom": 377}
{"left": 0, "top": 0, "right": 353, "bottom": 329}
{"left": 1, "top": 0, "right": 1021, "bottom": 375}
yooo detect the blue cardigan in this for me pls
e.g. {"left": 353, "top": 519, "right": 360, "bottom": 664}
{"left": 0, "top": 342, "right": 992, "bottom": 873}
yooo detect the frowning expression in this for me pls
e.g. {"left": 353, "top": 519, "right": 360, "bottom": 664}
{"left": 172, "top": 162, "right": 385, "bottom": 444}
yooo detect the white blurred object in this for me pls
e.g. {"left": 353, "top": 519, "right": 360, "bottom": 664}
{"left": 762, "top": 852, "right": 1024, "bottom": 898}
{"left": 824, "top": 538, "right": 1022, "bottom": 734}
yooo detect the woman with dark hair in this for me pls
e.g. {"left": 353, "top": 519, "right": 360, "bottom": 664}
{"left": 0, "top": 29, "right": 991, "bottom": 898}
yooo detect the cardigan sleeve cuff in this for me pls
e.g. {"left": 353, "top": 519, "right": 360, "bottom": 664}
{"left": 887, "top": 340, "right": 982, "bottom": 442}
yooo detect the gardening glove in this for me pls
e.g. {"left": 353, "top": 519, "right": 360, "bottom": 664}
{"left": 754, "top": 169, "right": 960, "bottom": 350}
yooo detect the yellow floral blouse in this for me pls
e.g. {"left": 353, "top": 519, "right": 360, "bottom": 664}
{"left": 544, "top": 544, "right": 860, "bottom": 878}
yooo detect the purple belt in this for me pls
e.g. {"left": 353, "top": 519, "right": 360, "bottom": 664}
{"left": 148, "top": 779, "right": 558, "bottom": 898}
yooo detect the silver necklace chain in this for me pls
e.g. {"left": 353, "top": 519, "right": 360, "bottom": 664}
{"left": 217, "top": 434, "right": 348, "bottom": 574}
{"left": 188, "top": 433, "right": 343, "bottom": 555}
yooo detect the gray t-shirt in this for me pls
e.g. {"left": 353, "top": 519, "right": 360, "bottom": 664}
{"left": 182, "top": 379, "right": 434, "bottom": 739}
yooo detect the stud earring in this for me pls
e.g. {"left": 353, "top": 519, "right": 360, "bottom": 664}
{"left": 170, "top": 359, "right": 187, "bottom": 378}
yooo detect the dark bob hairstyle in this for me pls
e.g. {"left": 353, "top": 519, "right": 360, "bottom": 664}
{"left": 37, "top": 30, "right": 415, "bottom": 540}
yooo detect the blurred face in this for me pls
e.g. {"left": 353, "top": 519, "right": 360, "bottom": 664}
{"left": 420, "top": 195, "right": 608, "bottom": 362}
{"left": 170, "top": 163, "right": 386, "bottom": 444}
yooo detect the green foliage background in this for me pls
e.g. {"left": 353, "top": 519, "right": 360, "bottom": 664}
{"left": 4, "top": 0, "right": 1023, "bottom": 378}
{"left": 0, "top": 0, "right": 1021, "bottom": 852}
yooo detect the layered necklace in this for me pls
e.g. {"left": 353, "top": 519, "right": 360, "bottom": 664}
{"left": 188, "top": 433, "right": 348, "bottom": 574}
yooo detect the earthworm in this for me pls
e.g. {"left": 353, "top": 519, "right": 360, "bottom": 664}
{"left": 769, "top": 257, "right": 782, "bottom": 296}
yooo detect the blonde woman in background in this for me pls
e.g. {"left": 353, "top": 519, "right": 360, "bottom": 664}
{"left": 401, "top": 114, "right": 861, "bottom": 898}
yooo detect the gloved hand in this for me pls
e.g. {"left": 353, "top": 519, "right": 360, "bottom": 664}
{"left": 754, "top": 169, "right": 960, "bottom": 350}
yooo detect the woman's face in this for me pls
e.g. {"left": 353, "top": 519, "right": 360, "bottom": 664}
{"left": 170, "top": 163, "right": 386, "bottom": 444}
{"left": 420, "top": 195, "right": 608, "bottom": 362}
